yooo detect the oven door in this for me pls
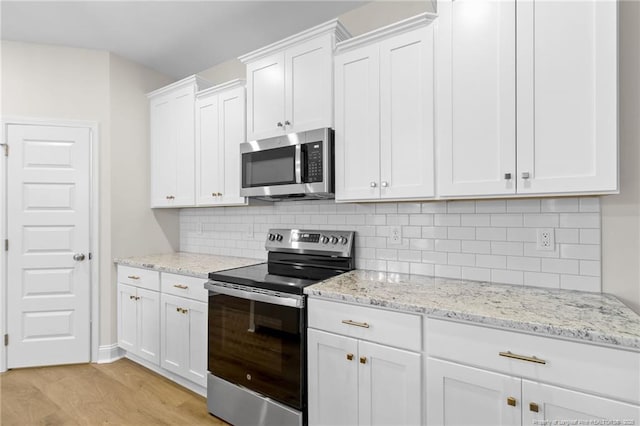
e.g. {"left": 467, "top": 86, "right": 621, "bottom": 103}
{"left": 207, "top": 283, "right": 305, "bottom": 410}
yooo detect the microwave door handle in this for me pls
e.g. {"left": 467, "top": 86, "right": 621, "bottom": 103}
{"left": 295, "top": 144, "right": 302, "bottom": 184}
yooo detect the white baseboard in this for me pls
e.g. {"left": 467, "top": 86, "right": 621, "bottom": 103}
{"left": 97, "top": 343, "right": 125, "bottom": 364}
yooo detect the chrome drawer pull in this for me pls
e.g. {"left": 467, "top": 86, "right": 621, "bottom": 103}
{"left": 342, "top": 319, "right": 370, "bottom": 328}
{"left": 499, "top": 351, "right": 546, "bottom": 365}
{"left": 173, "top": 284, "right": 189, "bottom": 290}
{"left": 127, "top": 275, "right": 140, "bottom": 280}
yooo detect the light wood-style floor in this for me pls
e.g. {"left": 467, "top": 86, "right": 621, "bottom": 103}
{"left": 0, "top": 358, "right": 228, "bottom": 425}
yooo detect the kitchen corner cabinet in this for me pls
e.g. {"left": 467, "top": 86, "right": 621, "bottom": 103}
{"left": 436, "top": 0, "right": 618, "bottom": 198}
{"left": 240, "top": 19, "right": 351, "bottom": 141}
{"left": 195, "top": 80, "right": 247, "bottom": 206}
{"left": 159, "top": 272, "right": 208, "bottom": 387}
{"left": 148, "top": 75, "right": 212, "bottom": 208}
{"left": 117, "top": 266, "right": 161, "bottom": 365}
{"left": 307, "top": 298, "right": 422, "bottom": 426}
{"left": 426, "top": 319, "right": 640, "bottom": 425}
{"left": 334, "top": 14, "right": 436, "bottom": 202}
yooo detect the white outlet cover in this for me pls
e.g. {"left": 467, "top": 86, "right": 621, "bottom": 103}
{"left": 536, "top": 228, "right": 555, "bottom": 251}
{"left": 389, "top": 226, "right": 402, "bottom": 246}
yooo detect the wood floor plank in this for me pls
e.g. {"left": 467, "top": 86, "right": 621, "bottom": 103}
{"left": 0, "top": 359, "right": 229, "bottom": 426}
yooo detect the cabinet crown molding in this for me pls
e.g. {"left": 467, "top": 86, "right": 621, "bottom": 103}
{"left": 336, "top": 12, "right": 437, "bottom": 55}
{"left": 238, "top": 18, "right": 351, "bottom": 64}
{"left": 147, "top": 75, "right": 213, "bottom": 99}
{"left": 196, "top": 79, "right": 246, "bottom": 99}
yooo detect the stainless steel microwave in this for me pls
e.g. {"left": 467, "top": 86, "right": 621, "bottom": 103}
{"left": 240, "top": 128, "right": 334, "bottom": 201}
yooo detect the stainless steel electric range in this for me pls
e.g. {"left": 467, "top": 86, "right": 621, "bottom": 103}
{"left": 204, "top": 228, "right": 355, "bottom": 426}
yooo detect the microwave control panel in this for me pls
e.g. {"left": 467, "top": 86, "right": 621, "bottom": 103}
{"left": 304, "top": 141, "right": 323, "bottom": 183}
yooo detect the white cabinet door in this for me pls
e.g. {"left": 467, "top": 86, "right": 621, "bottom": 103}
{"left": 160, "top": 293, "right": 188, "bottom": 376}
{"left": 516, "top": 0, "right": 617, "bottom": 194}
{"left": 436, "top": 0, "right": 517, "bottom": 197}
{"left": 117, "top": 283, "right": 138, "bottom": 354}
{"left": 195, "top": 92, "right": 222, "bottom": 206}
{"left": 285, "top": 35, "right": 333, "bottom": 134}
{"left": 380, "top": 26, "right": 435, "bottom": 200}
{"left": 150, "top": 96, "right": 176, "bottom": 206}
{"left": 308, "top": 329, "right": 359, "bottom": 426}
{"left": 246, "top": 52, "right": 285, "bottom": 141}
{"left": 173, "top": 88, "right": 196, "bottom": 206}
{"left": 218, "top": 86, "right": 247, "bottom": 206}
{"left": 426, "top": 358, "right": 521, "bottom": 426}
{"left": 150, "top": 85, "right": 196, "bottom": 207}
{"left": 183, "top": 298, "right": 207, "bottom": 387}
{"left": 160, "top": 293, "right": 207, "bottom": 387}
{"left": 334, "top": 44, "right": 381, "bottom": 201}
{"left": 522, "top": 380, "right": 640, "bottom": 425}
{"left": 359, "top": 341, "right": 422, "bottom": 426}
{"left": 137, "top": 287, "right": 160, "bottom": 365}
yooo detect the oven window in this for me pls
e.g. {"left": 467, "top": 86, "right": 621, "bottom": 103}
{"left": 208, "top": 293, "right": 303, "bottom": 409}
{"left": 242, "top": 146, "right": 296, "bottom": 187}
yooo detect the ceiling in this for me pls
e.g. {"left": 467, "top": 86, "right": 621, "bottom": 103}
{"left": 1, "top": 1, "right": 368, "bottom": 79}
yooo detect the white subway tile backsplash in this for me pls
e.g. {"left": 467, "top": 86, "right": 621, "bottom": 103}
{"left": 462, "top": 240, "right": 491, "bottom": 254}
{"left": 491, "top": 214, "right": 523, "bottom": 227}
{"left": 180, "top": 197, "right": 601, "bottom": 292}
{"left": 462, "top": 267, "right": 491, "bottom": 282}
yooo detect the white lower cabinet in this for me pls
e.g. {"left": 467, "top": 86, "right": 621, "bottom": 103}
{"left": 307, "top": 298, "right": 422, "bottom": 426}
{"left": 117, "top": 265, "right": 208, "bottom": 393}
{"left": 160, "top": 293, "right": 207, "bottom": 387}
{"left": 426, "top": 318, "right": 640, "bottom": 425}
{"left": 117, "top": 282, "right": 160, "bottom": 365}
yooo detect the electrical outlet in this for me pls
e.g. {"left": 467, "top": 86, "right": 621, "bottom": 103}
{"left": 536, "top": 228, "right": 555, "bottom": 251}
{"left": 389, "top": 226, "right": 402, "bottom": 245}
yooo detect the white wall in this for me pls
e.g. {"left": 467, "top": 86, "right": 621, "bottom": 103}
{"left": 601, "top": 0, "right": 640, "bottom": 313}
{"left": 0, "top": 41, "right": 178, "bottom": 349}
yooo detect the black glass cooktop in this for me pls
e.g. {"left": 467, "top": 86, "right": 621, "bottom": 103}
{"left": 208, "top": 252, "right": 354, "bottom": 295}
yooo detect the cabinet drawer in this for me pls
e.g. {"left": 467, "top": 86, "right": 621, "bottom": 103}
{"left": 427, "top": 318, "right": 640, "bottom": 403}
{"left": 161, "top": 272, "right": 208, "bottom": 302}
{"left": 308, "top": 298, "right": 422, "bottom": 352}
{"left": 117, "top": 266, "right": 160, "bottom": 291}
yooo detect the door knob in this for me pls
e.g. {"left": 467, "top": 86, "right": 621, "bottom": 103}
{"left": 370, "top": 182, "right": 377, "bottom": 188}
{"left": 73, "top": 253, "right": 86, "bottom": 261}
{"left": 381, "top": 181, "right": 389, "bottom": 188}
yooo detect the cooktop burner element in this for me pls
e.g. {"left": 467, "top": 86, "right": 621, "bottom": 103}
{"left": 208, "top": 228, "right": 355, "bottom": 295}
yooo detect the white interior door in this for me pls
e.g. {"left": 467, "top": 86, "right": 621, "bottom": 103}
{"left": 7, "top": 124, "right": 91, "bottom": 368}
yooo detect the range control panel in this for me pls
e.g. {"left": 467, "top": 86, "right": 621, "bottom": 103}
{"left": 265, "top": 228, "right": 355, "bottom": 257}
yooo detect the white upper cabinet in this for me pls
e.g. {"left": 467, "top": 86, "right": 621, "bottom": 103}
{"left": 148, "top": 75, "right": 212, "bottom": 208}
{"left": 436, "top": 0, "right": 516, "bottom": 197}
{"left": 436, "top": 0, "right": 618, "bottom": 198}
{"left": 195, "top": 80, "right": 247, "bottom": 206}
{"left": 240, "top": 20, "right": 351, "bottom": 141}
{"left": 515, "top": 0, "right": 617, "bottom": 194}
{"left": 335, "top": 13, "right": 436, "bottom": 202}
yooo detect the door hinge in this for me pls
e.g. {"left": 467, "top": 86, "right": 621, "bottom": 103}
{"left": 4, "top": 239, "right": 7, "bottom": 251}
{"left": 4, "top": 334, "right": 8, "bottom": 346}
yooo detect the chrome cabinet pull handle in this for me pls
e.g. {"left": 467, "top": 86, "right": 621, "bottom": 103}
{"left": 284, "top": 120, "right": 291, "bottom": 126}
{"left": 370, "top": 182, "right": 377, "bottom": 188}
{"left": 342, "top": 319, "right": 370, "bottom": 328}
{"left": 521, "top": 172, "right": 530, "bottom": 179}
{"left": 173, "top": 284, "right": 188, "bottom": 290}
{"left": 499, "top": 351, "right": 546, "bottom": 364}
{"left": 166, "top": 195, "right": 175, "bottom": 200}
{"left": 277, "top": 122, "right": 283, "bottom": 127}
{"left": 381, "top": 181, "right": 389, "bottom": 188}
{"left": 504, "top": 173, "right": 512, "bottom": 180}
{"left": 127, "top": 275, "right": 140, "bottom": 280}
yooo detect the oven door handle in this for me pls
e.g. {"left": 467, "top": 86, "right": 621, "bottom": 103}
{"left": 206, "top": 283, "right": 304, "bottom": 309}
{"left": 294, "top": 144, "right": 302, "bottom": 184}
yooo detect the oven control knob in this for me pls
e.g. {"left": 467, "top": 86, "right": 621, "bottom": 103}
{"left": 330, "top": 236, "right": 339, "bottom": 245}
{"left": 321, "top": 236, "right": 329, "bottom": 244}
{"left": 276, "top": 234, "right": 283, "bottom": 242}
{"left": 339, "top": 236, "right": 348, "bottom": 245}
{"left": 268, "top": 233, "right": 275, "bottom": 241}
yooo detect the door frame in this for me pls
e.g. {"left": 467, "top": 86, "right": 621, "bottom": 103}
{"left": 0, "top": 116, "right": 100, "bottom": 372}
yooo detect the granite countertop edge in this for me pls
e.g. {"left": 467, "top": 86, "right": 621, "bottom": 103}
{"left": 114, "top": 252, "right": 264, "bottom": 279}
{"left": 305, "top": 273, "right": 640, "bottom": 352}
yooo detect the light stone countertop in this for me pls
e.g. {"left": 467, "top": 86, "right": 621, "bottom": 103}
{"left": 114, "top": 252, "right": 264, "bottom": 279}
{"left": 304, "top": 270, "right": 640, "bottom": 351}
